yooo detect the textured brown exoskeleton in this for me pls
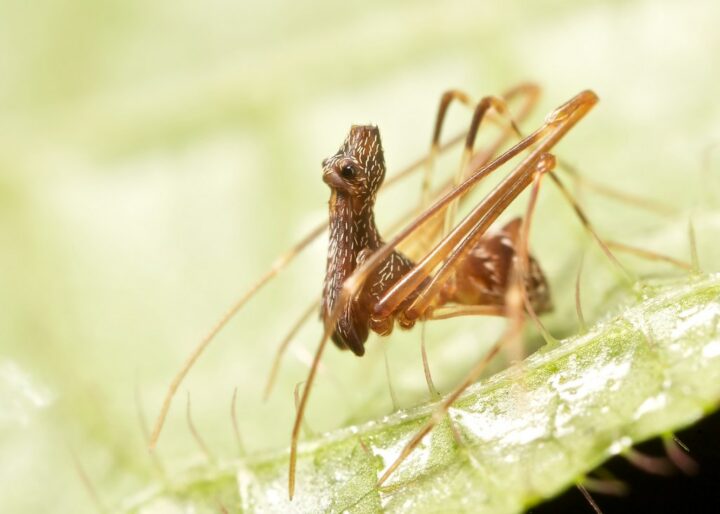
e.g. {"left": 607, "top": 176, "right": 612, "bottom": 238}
{"left": 145, "top": 86, "right": 689, "bottom": 503}
{"left": 149, "top": 87, "right": 644, "bottom": 502}
{"left": 321, "top": 125, "right": 551, "bottom": 357}
{"left": 147, "top": 84, "right": 550, "bottom": 460}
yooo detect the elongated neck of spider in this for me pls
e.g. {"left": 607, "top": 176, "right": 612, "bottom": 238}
{"left": 329, "top": 191, "right": 382, "bottom": 250}
{"left": 323, "top": 125, "right": 386, "bottom": 299}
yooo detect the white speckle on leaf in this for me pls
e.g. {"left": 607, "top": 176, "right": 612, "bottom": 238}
{"left": 634, "top": 393, "right": 668, "bottom": 420}
{"left": 703, "top": 340, "right": 720, "bottom": 359}
{"left": 0, "top": 360, "right": 53, "bottom": 428}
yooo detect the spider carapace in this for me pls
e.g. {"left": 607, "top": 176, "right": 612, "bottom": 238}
{"left": 322, "top": 125, "right": 552, "bottom": 356}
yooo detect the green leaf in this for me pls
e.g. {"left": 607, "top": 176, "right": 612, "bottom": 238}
{"left": 122, "top": 273, "right": 720, "bottom": 513}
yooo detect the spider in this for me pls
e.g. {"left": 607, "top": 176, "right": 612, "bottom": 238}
{"left": 146, "top": 85, "right": 684, "bottom": 500}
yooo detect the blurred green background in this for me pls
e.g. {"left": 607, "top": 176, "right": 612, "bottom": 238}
{"left": 1, "top": 0, "right": 720, "bottom": 512}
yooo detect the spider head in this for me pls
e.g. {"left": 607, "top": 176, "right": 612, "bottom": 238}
{"left": 322, "top": 125, "right": 386, "bottom": 199}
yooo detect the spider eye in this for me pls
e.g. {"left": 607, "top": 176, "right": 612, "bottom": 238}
{"left": 340, "top": 164, "right": 355, "bottom": 179}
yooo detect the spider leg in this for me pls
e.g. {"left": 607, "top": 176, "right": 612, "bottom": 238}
{"left": 515, "top": 164, "right": 558, "bottom": 347}
{"left": 377, "top": 264, "right": 528, "bottom": 487}
{"left": 559, "top": 159, "right": 677, "bottom": 217}
{"left": 263, "top": 299, "right": 320, "bottom": 401}
{"left": 422, "top": 83, "right": 541, "bottom": 208}
{"left": 420, "top": 322, "right": 440, "bottom": 398}
{"left": 421, "top": 90, "right": 473, "bottom": 207}
{"left": 149, "top": 222, "right": 325, "bottom": 448}
{"left": 605, "top": 240, "right": 691, "bottom": 270}
{"left": 546, "top": 168, "right": 689, "bottom": 279}
{"left": 547, "top": 171, "right": 633, "bottom": 283}
{"left": 426, "top": 304, "right": 506, "bottom": 320}
{"left": 443, "top": 95, "right": 525, "bottom": 236}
